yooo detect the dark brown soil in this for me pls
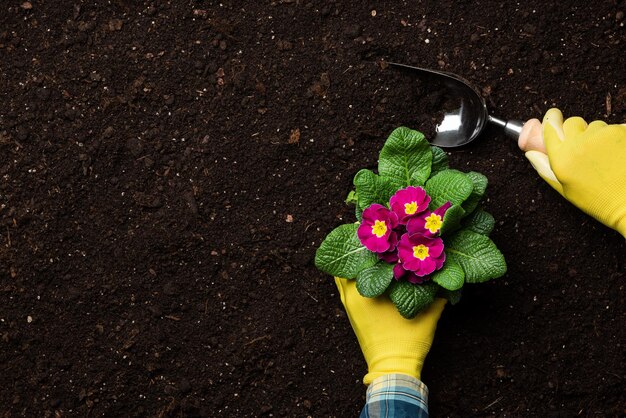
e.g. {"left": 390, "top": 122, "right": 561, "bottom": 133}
{"left": 1, "top": 1, "right": 625, "bottom": 417}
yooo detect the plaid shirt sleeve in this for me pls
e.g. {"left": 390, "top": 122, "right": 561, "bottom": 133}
{"left": 360, "top": 374, "right": 428, "bottom": 418}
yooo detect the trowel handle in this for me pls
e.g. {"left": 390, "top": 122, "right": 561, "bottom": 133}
{"left": 489, "top": 116, "right": 525, "bottom": 139}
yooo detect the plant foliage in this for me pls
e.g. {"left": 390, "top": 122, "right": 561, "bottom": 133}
{"left": 315, "top": 127, "right": 506, "bottom": 318}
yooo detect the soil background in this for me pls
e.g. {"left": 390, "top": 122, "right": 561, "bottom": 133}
{"left": 1, "top": 1, "right": 625, "bottom": 417}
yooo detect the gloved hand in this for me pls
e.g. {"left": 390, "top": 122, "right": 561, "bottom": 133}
{"left": 335, "top": 277, "right": 446, "bottom": 385}
{"left": 519, "top": 108, "right": 626, "bottom": 238}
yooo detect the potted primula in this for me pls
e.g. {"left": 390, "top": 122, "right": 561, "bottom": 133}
{"left": 315, "top": 127, "right": 506, "bottom": 318}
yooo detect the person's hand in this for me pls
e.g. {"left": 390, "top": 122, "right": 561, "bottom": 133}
{"left": 334, "top": 277, "right": 446, "bottom": 385}
{"left": 518, "top": 108, "right": 626, "bottom": 238}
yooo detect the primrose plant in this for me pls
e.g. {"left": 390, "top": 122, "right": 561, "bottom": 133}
{"left": 315, "top": 127, "right": 507, "bottom": 319}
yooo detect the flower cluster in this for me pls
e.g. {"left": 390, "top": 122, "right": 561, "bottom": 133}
{"left": 357, "top": 186, "right": 451, "bottom": 284}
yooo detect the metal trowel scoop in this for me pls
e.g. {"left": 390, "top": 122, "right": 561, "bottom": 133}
{"left": 389, "top": 62, "right": 524, "bottom": 147}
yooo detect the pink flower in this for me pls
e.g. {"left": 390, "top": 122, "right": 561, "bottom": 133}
{"left": 378, "top": 249, "right": 399, "bottom": 263}
{"left": 357, "top": 204, "right": 399, "bottom": 253}
{"left": 406, "top": 202, "right": 452, "bottom": 237}
{"left": 393, "top": 263, "right": 430, "bottom": 284}
{"left": 397, "top": 233, "right": 445, "bottom": 277}
{"left": 389, "top": 186, "right": 431, "bottom": 224}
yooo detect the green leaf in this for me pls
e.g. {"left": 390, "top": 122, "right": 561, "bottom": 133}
{"left": 388, "top": 281, "right": 438, "bottom": 319}
{"left": 462, "top": 172, "right": 488, "bottom": 214}
{"left": 355, "top": 204, "right": 363, "bottom": 222}
{"left": 445, "top": 230, "right": 507, "bottom": 283}
{"left": 353, "top": 169, "right": 397, "bottom": 210}
{"left": 345, "top": 190, "right": 358, "bottom": 205}
{"left": 432, "top": 258, "right": 465, "bottom": 290}
{"left": 378, "top": 127, "right": 432, "bottom": 187}
{"left": 430, "top": 146, "right": 449, "bottom": 177}
{"left": 439, "top": 204, "right": 466, "bottom": 236}
{"left": 424, "top": 169, "right": 474, "bottom": 209}
{"left": 315, "top": 224, "right": 378, "bottom": 278}
{"left": 462, "top": 208, "right": 495, "bottom": 236}
{"left": 356, "top": 262, "right": 395, "bottom": 298}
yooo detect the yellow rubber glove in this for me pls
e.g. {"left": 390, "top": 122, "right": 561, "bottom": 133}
{"left": 335, "top": 277, "right": 446, "bottom": 385}
{"left": 519, "top": 108, "right": 626, "bottom": 238}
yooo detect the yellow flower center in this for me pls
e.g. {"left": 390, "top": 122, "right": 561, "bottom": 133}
{"left": 404, "top": 201, "right": 418, "bottom": 215}
{"left": 424, "top": 213, "right": 443, "bottom": 233}
{"left": 413, "top": 244, "right": 430, "bottom": 260}
{"left": 371, "top": 220, "right": 387, "bottom": 238}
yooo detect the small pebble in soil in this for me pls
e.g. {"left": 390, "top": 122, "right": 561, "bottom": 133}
{"left": 163, "top": 94, "right": 175, "bottom": 105}
{"left": 102, "top": 126, "right": 114, "bottom": 138}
